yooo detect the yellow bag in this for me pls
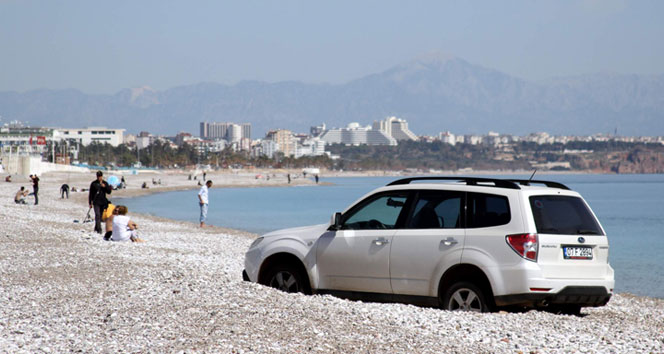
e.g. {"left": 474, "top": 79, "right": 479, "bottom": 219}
{"left": 102, "top": 203, "right": 115, "bottom": 221}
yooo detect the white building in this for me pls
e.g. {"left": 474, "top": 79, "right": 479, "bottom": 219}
{"left": 320, "top": 123, "right": 397, "bottom": 146}
{"left": 439, "top": 131, "right": 456, "bottom": 145}
{"left": 525, "top": 132, "right": 555, "bottom": 145}
{"left": 260, "top": 140, "right": 280, "bottom": 158}
{"left": 228, "top": 124, "right": 243, "bottom": 142}
{"left": 136, "top": 135, "right": 151, "bottom": 150}
{"left": 200, "top": 122, "right": 251, "bottom": 141}
{"left": 54, "top": 127, "right": 125, "bottom": 147}
{"left": 295, "top": 138, "right": 326, "bottom": 158}
{"left": 465, "top": 135, "right": 483, "bottom": 145}
{"left": 373, "top": 116, "right": 418, "bottom": 141}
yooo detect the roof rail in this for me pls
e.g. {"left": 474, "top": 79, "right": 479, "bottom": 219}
{"left": 507, "top": 179, "right": 570, "bottom": 190}
{"left": 386, "top": 176, "right": 521, "bottom": 189}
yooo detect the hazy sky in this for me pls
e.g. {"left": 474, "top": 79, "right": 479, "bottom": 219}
{"left": 1, "top": 0, "right": 662, "bottom": 94}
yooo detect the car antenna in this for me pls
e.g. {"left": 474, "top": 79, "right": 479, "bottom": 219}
{"left": 528, "top": 169, "right": 537, "bottom": 182}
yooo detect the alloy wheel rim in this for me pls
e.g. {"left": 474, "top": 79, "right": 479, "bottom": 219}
{"left": 448, "top": 288, "right": 482, "bottom": 312}
{"left": 270, "top": 271, "right": 299, "bottom": 293}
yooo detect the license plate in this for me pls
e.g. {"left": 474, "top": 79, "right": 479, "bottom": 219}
{"left": 563, "top": 246, "right": 593, "bottom": 260}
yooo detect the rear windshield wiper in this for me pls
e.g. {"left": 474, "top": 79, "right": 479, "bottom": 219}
{"left": 539, "top": 227, "right": 560, "bottom": 233}
{"left": 577, "top": 229, "right": 600, "bottom": 235}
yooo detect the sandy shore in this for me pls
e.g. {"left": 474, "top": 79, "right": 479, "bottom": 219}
{"left": 1, "top": 170, "right": 663, "bottom": 353}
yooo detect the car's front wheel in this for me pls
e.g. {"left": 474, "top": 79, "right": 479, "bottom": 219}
{"left": 262, "top": 265, "right": 308, "bottom": 294}
{"left": 442, "top": 281, "right": 492, "bottom": 312}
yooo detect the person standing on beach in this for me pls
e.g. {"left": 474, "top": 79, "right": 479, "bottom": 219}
{"left": 29, "top": 174, "right": 39, "bottom": 205}
{"left": 89, "top": 171, "right": 112, "bottom": 234}
{"left": 198, "top": 180, "right": 212, "bottom": 228}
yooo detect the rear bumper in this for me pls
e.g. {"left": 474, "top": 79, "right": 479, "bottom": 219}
{"left": 494, "top": 286, "right": 612, "bottom": 308}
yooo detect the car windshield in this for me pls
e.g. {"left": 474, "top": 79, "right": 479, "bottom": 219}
{"left": 529, "top": 195, "right": 604, "bottom": 235}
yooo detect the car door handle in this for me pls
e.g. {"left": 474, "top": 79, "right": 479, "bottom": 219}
{"left": 441, "top": 237, "right": 458, "bottom": 246}
{"left": 372, "top": 237, "right": 390, "bottom": 246}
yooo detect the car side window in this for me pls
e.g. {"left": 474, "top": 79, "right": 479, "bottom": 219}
{"left": 467, "top": 192, "right": 511, "bottom": 228}
{"left": 342, "top": 193, "right": 408, "bottom": 230}
{"left": 407, "top": 191, "right": 463, "bottom": 229}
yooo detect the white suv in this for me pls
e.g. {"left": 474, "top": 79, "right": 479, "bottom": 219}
{"left": 243, "top": 177, "right": 614, "bottom": 313}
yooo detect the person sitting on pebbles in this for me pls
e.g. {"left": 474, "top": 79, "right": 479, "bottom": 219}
{"left": 110, "top": 205, "right": 144, "bottom": 242}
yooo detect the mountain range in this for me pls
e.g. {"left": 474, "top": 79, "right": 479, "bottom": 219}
{"left": 1, "top": 54, "right": 663, "bottom": 137}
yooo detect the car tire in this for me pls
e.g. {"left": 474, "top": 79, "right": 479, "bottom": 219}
{"left": 442, "top": 281, "right": 492, "bottom": 312}
{"left": 262, "top": 264, "right": 309, "bottom": 294}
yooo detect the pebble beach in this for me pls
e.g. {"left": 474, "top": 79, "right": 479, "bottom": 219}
{"left": 1, "top": 171, "right": 663, "bottom": 353}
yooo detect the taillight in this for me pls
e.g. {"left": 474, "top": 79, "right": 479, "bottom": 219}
{"left": 506, "top": 233, "right": 538, "bottom": 262}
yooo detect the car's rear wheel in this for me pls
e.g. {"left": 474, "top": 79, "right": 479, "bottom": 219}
{"left": 442, "top": 281, "right": 492, "bottom": 312}
{"left": 262, "top": 265, "right": 307, "bottom": 294}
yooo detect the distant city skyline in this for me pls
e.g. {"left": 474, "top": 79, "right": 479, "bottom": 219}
{"left": 1, "top": 1, "right": 663, "bottom": 94}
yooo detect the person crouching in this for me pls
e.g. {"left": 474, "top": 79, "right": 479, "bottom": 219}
{"left": 14, "top": 186, "right": 28, "bottom": 204}
{"left": 111, "top": 205, "right": 144, "bottom": 242}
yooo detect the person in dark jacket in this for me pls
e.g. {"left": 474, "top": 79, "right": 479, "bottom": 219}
{"left": 60, "top": 183, "right": 70, "bottom": 199}
{"left": 89, "top": 171, "right": 112, "bottom": 234}
{"left": 29, "top": 174, "right": 40, "bottom": 205}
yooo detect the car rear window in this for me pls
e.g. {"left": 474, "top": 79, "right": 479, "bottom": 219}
{"left": 407, "top": 191, "right": 464, "bottom": 229}
{"left": 467, "top": 193, "right": 511, "bottom": 228}
{"left": 529, "top": 195, "right": 604, "bottom": 235}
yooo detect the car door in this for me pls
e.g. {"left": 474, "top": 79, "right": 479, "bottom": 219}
{"left": 316, "top": 191, "right": 410, "bottom": 294}
{"left": 390, "top": 190, "right": 465, "bottom": 296}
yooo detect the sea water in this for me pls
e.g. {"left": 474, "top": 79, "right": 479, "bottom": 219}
{"left": 118, "top": 174, "right": 664, "bottom": 299}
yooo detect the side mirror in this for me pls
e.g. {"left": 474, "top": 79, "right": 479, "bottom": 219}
{"left": 329, "top": 212, "right": 342, "bottom": 230}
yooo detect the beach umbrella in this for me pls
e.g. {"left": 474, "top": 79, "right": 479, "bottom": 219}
{"left": 107, "top": 175, "right": 120, "bottom": 187}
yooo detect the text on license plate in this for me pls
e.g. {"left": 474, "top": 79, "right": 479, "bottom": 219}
{"left": 563, "top": 246, "right": 593, "bottom": 259}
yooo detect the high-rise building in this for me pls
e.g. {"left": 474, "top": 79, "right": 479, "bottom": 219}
{"left": 200, "top": 122, "right": 251, "bottom": 140}
{"left": 319, "top": 123, "right": 397, "bottom": 146}
{"left": 265, "top": 129, "right": 296, "bottom": 157}
{"left": 241, "top": 123, "right": 251, "bottom": 141}
{"left": 200, "top": 122, "right": 208, "bottom": 139}
{"left": 373, "top": 116, "right": 418, "bottom": 141}
{"left": 228, "top": 124, "right": 242, "bottom": 142}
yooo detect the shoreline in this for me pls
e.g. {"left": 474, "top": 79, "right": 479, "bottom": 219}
{"left": 1, "top": 170, "right": 663, "bottom": 352}
{"left": 107, "top": 169, "right": 659, "bottom": 238}
{"left": 43, "top": 169, "right": 322, "bottom": 238}
{"left": 103, "top": 170, "right": 566, "bottom": 238}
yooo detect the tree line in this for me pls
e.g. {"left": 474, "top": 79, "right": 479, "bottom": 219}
{"left": 71, "top": 140, "right": 664, "bottom": 172}
{"left": 73, "top": 141, "right": 334, "bottom": 170}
